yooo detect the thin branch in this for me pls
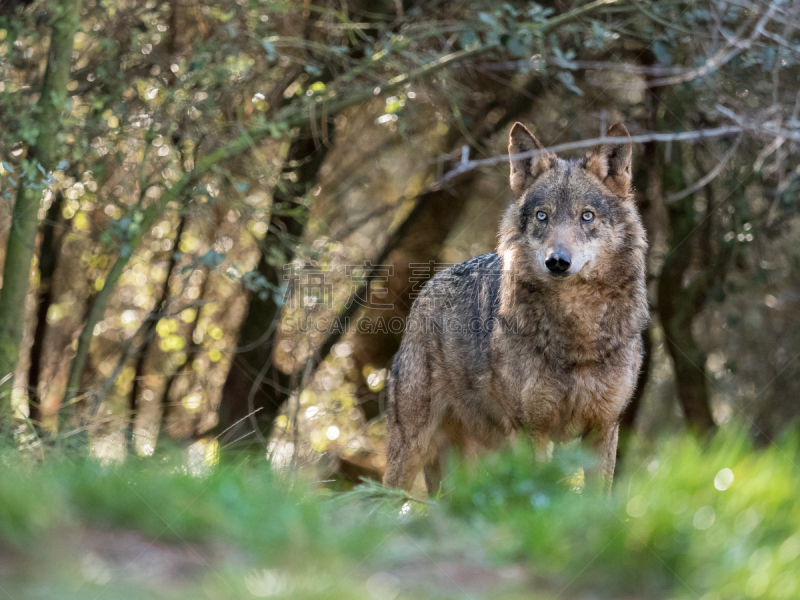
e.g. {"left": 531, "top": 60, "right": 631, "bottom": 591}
{"left": 666, "top": 135, "right": 743, "bottom": 203}
{"left": 478, "top": 58, "right": 687, "bottom": 76}
{"left": 715, "top": 104, "right": 800, "bottom": 142}
{"left": 435, "top": 127, "right": 746, "bottom": 183}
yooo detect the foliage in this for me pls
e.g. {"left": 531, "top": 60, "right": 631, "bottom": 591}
{"left": 1, "top": 429, "right": 800, "bottom": 598}
{"left": 447, "top": 431, "right": 800, "bottom": 598}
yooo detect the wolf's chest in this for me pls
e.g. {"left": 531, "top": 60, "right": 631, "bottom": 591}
{"left": 503, "top": 357, "right": 633, "bottom": 437}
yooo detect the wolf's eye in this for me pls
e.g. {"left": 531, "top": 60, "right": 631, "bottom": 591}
{"left": 536, "top": 211, "right": 547, "bottom": 222}
{"left": 581, "top": 211, "right": 594, "bottom": 223}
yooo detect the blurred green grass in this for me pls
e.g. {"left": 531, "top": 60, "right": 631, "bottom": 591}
{"left": 1, "top": 428, "right": 799, "bottom": 599}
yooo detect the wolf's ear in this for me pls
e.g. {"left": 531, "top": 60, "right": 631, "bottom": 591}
{"left": 585, "top": 122, "right": 633, "bottom": 197}
{"left": 508, "top": 122, "right": 553, "bottom": 196}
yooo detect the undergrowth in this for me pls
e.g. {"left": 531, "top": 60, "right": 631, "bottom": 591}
{"left": 0, "top": 428, "right": 798, "bottom": 599}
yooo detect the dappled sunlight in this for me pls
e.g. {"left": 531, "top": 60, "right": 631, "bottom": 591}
{"left": 186, "top": 439, "right": 219, "bottom": 477}
{"left": 90, "top": 432, "right": 126, "bottom": 465}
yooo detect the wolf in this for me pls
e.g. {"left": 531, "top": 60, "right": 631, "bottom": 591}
{"left": 383, "top": 122, "right": 648, "bottom": 494}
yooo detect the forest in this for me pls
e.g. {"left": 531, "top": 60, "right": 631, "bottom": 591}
{"left": 1, "top": 0, "right": 800, "bottom": 598}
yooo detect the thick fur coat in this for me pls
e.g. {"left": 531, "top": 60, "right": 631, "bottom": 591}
{"left": 384, "top": 122, "right": 649, "bottom": 494}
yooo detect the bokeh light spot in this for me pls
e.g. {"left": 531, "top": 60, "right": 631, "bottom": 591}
{"left": 715, "top": 468, "right": 734, "bottom": 490}
{"left": 626, "top": 495, "right": 647, "bottom": 518}
{"left": 694, "top": 506, "right": 715, "bottom": 530}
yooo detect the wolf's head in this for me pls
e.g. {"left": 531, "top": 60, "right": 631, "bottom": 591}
{"left": 499, "top": 122, "right": 645, "bottom": 285}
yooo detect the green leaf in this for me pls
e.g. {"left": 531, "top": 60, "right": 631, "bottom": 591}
{"left": 460, "top": 29, "right": 479, "bottom": 50}
{"left": 478, "top": 12, "right": 499, "bottom": 29}
{"left": 652, "top": 41, "right": 672, "bottom": 66}
{"left": 261, "top": 39, "right": 277, "bottom": 61}
{"left": 556, "top": 71, "right": 583, "bottom": 96}
{"left": 202, "top": 249, "right": 225, "bottom": 268}
{"left": 507, "top": 37, "right": 525, "bottom": 58}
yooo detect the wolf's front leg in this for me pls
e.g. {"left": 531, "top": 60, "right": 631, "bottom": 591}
{"left": 532, "top": 432, "right": 552, "bottom": 462}
{"left": 589, "top": 423, "right": 619, "bottom": 494}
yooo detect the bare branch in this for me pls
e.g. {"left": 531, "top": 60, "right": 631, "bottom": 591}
{"left": 478, "top": 58, "right": 687, "bottom": 76}
{"left": 434, "top": 126, "right": 746, "bottom": 184}
{"left": 667, "top": 135, "right": 743, "bottom": 203}
{"left": 715, "top": 104, "right": 800, "bottom": 142}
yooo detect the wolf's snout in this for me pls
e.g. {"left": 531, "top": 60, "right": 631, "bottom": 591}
{"left": 545, "top": 247, "right": 571, "bottom": 274}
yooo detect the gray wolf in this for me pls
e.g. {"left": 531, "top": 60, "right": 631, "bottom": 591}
{"left": 383, "top": 122, "right": 648, "bottom": 494}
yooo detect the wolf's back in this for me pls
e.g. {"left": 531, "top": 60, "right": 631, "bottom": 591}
{"left": 389, "top": 253, "right": 503, "bottom": 406}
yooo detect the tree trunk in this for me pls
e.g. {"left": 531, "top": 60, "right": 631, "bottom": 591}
{"left": 27, "top": 8, "right": 139, "bottom": 428}
{"left": 656, "top": 141, "right": 716, "bottom": 434}
{"left": 26, "top": 192, "right": 66, "bottom": 426}
{"left": 127, "top": 214, "right": 189, "bottom": 450}
{"left": 159, "top": 265, "right": 211, "bottom": 438}
{"left": 216, "top": 129, "right": 333, "bottom": 444}
{"left": 347, "top": 179, "right": 478, "bottom": 421}
{"left": 618, "top": 54, "right": 658, "bottom": 445}
{"left": 0, "top": 0, "right": 82, "bottom": 417}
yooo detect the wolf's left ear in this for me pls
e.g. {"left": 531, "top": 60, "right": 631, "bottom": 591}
{"left": 508, "top": 122, "right": 554, "bottom": 196}
{"left": 585, "top": 122, "right": 633, "bottom": 197}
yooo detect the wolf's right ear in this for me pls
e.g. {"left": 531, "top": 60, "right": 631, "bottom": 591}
{"left": 508, "top": 123, "right": 553, "bottom": 196}
{"left": 585, "top": 122, "right": 633, "bottom": 197}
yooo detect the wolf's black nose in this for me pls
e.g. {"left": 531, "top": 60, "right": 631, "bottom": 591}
{"left": 545, "top": 249, "right": 571, "bottom": 273}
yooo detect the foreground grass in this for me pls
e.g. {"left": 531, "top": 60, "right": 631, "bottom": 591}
{"left": 1, "top": 429, "right": 799, "bottom": 599}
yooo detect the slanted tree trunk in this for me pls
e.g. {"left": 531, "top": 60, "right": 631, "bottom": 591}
{"left": 27, "top": 192, "right": 66, "bottom": 426}
{"left": 345, "top": 176, "right": 479, "bottom": 421}
{"left": 0, "top": 0, "right": 82, "bottom": 417}
{"left": 216, "top": 129, "right": 333, "bottom": 444}
{"left": 159, "top": 265, "right": 211, "bottom": 438}
{"left": 127, "top": 214, "right": 189, "bottom": 449}
{"left": 27, "top": 9, "right": 140, "bottom": 428}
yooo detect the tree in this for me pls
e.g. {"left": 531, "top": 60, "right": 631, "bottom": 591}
{"left": 216, "top": 126, "right": 333, "bottom": 444}
{"left": 0, "top": 0, "right": 82, "bottom": 418}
